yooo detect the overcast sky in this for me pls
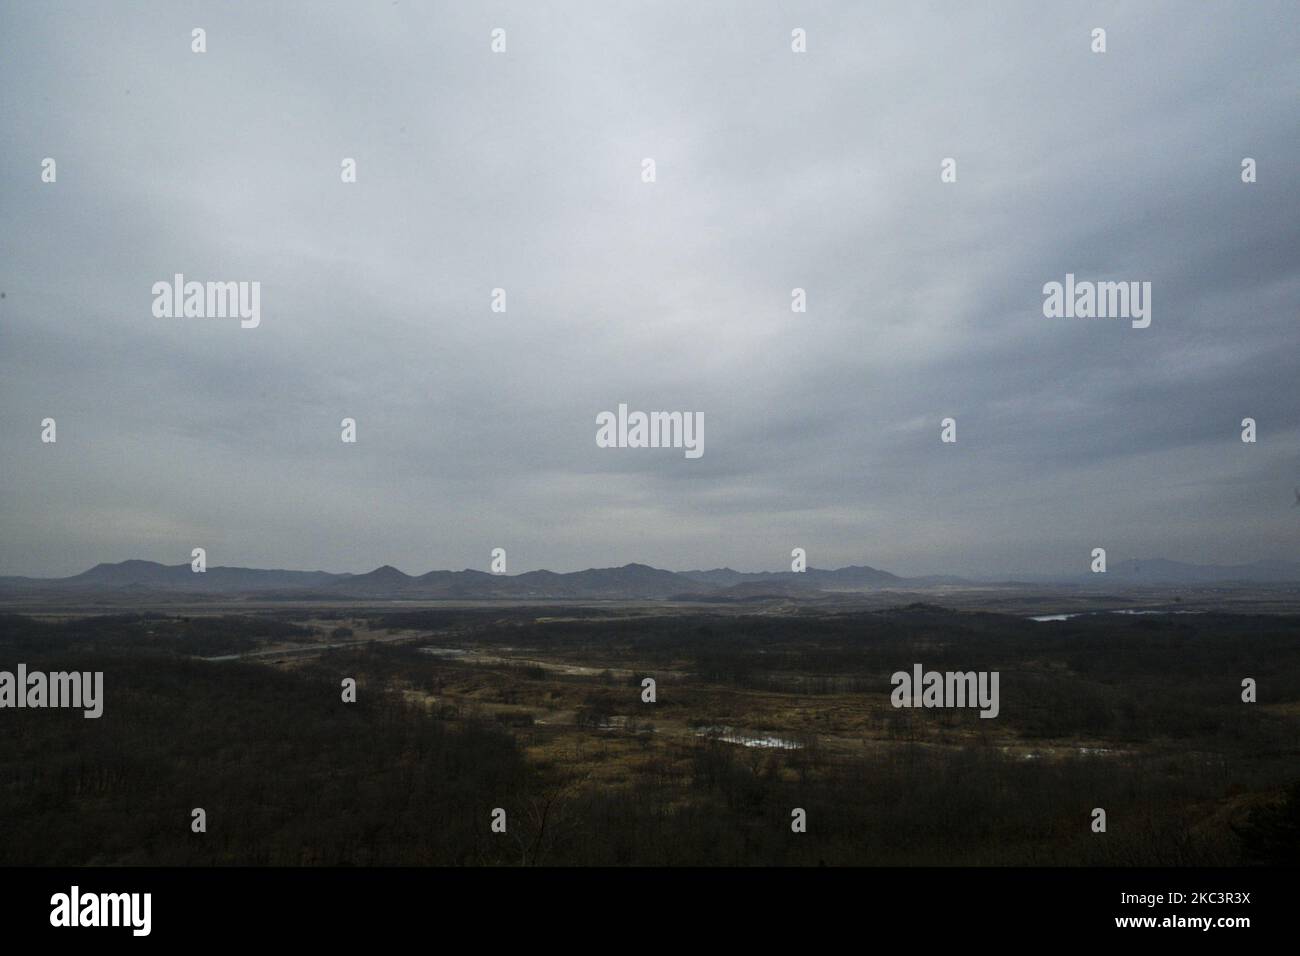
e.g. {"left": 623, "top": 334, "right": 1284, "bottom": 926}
{"left": 2, "top": 1, "right": 1297, "bottom": 579}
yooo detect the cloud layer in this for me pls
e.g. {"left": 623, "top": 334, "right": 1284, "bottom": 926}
{"left": 2, "top": 1, "right": 1298, "bottom": 577}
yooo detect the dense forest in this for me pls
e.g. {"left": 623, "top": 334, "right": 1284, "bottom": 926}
{"left": 1, "top": 608, "right": 1297, "bottom": 865}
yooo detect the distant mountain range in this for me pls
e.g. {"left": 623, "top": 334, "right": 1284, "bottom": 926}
{"left": 0, "top": 560, "right": 908, "bottom": 601}
{"left": 0, "top": 557, "right": 1296, "bottom": 602}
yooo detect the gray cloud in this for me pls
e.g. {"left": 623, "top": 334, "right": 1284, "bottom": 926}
{"left": 2, "top": 1, "right": 1297, "bottom": 578}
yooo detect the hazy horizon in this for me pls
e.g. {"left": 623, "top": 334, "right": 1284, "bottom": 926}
{"left": 5, "top": 550, "right": 1300, "bottom": 584}
{"left": 3, "top": 1, "right": 1298, "bottom": 579}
